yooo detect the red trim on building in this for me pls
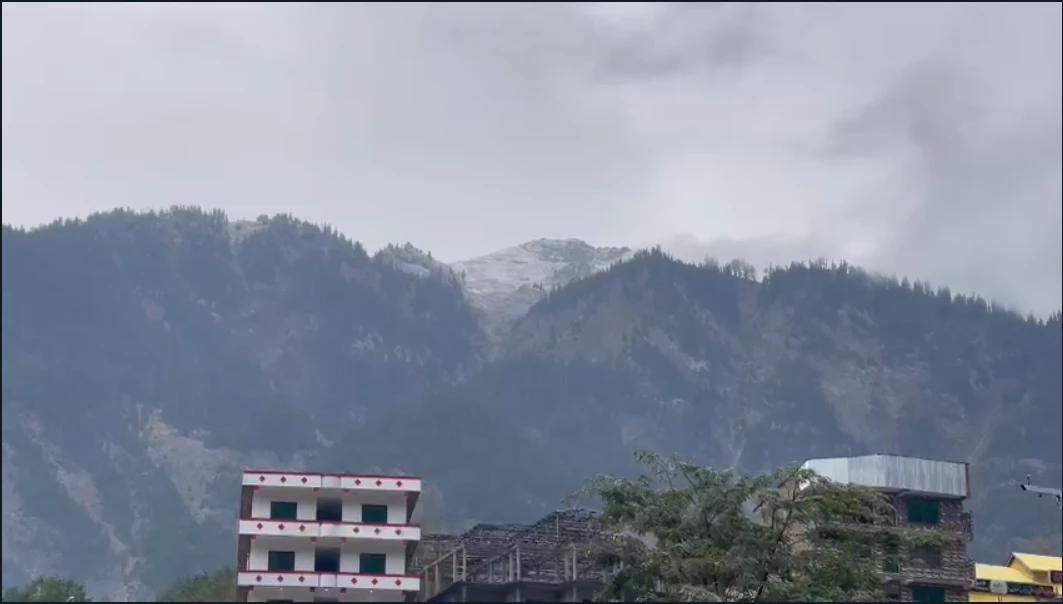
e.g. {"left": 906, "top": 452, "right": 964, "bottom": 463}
{"left": 244, "top": 470, "right": 422, "bottom": 481}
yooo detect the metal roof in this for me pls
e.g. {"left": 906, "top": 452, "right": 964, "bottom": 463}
{"left": 801, "top": 454, "right": 970, "bottom": 498}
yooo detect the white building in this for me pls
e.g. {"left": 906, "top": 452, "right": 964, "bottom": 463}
{"left": 236, "top": 470, "right": 423, "bottom": 603}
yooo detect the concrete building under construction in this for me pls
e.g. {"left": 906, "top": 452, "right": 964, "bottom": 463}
{"left": 414, "top": 509, "right": 612, "bottom": 602}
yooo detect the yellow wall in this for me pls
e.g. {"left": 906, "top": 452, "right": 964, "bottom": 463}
{"left": 970, "top": 553, "right": 1062, "bottom": 602}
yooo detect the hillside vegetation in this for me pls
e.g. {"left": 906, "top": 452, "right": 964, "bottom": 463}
{"left": 2, "top": 208, "right": 1059, "bottom": 599}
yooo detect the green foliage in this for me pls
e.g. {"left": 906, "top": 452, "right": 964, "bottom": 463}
{"left": 155, "top": 568, "right": 236, "bottom": 602}
{"left": 580, "top": 451, "right": 898, "bottom": 602}
{"left": 2, "top": 576, "right": 92, "bottom": 602}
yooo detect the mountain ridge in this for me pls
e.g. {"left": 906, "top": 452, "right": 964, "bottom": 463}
{"left": 2, "top": 209, "right": 1060, "bottom": 600}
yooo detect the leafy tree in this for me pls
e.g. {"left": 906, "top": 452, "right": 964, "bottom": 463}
{"left": 1, "top": 576, "right": 92, "bottom": 602}
{"left": 155, "top": 568, "right": 236, "bottom": 602}
{"left": 580, "top": 451, "right": 900, "bottom": 602}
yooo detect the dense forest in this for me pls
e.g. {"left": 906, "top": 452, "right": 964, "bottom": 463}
{"left": 3, "top": 208, "right": 1059, "bottom": 599}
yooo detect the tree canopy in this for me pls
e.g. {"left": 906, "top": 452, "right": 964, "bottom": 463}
{"left": 155, "top": 568, "right": 236, "bottom": 602}
{"left": 581, "top": 451, "right": 904, "bottom": 602}
{"left": 2, "top": 576, "right": 92, "bottom": 602}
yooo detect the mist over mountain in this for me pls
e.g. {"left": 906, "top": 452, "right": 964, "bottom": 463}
{"left": 2, "top": 208, "right": 1060, "bottom": 600}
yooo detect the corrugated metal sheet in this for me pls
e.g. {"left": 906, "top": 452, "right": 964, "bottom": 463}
{"left": 801, "top": 454, "right": 969, "bottom": 498}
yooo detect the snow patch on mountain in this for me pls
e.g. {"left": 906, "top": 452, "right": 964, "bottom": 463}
{"left": 451, "top": 238, "right": 632, "bottom": 339}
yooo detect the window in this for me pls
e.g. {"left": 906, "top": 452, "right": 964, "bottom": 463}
{"left": 314, "top": 548, "right": 340, "bottom": 573}
{"left": 316, "top": 498, "right": 343, "bottom": 522}
{"left": 267, "top": 551, "right": 296, "bottom": 572}
{"left": 906, "top": 498, "right": 940, "bottom": 525}
{"left": 270, "top": 501, "right": 298, "bottom": 520}
{"left": 361, "top": 503, "right": 389, "bottom": 524}
{"left": 882, "top": 542, "right": 900, "bottom": 572}
{"left": 911, "top": 545, "right": 942, "bottom": 569}
{"left": 359, "top": 553, "right": 387, "bottom": 575}
{"left": 910, "top": 585, "right": 945, "bottom": 602}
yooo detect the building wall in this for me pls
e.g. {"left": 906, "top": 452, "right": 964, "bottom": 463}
{"left": 250, "top": 487, "right": 408, "bottom": 524}
{"left": 246, "top": 586, "right": 406, "bottom": 602}
{"left": 248, "top": 537, "right": 409, "bottom": 575}
{"left": 887, "top": 495, "right": 972, "bottom": 584}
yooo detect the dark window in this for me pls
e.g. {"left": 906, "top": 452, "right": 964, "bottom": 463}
{"left": 270, "top": 501, "right": 298, "bottom": 520}
{"left": 314, "top": 548, "right": 340, "bottom": 573}
{"left": 906, "top": 498, "right": 941, "bottom": 525}
{"left": 267, "top": 551, "right": 296, "bottom": 572}
{"left": 361, "top": 504, "right": 389, "bottom": 524}
{"left": 911, "top": 545, "right": 942, "bottom": 568}
{"left": 911, "top": 585, "right": 945, "bottom": 602}
{"left": 316, "top": 498, "right": 343, "bottom": 522}
{"left": 359, "top": 553, "right": 387, "bottom": 575}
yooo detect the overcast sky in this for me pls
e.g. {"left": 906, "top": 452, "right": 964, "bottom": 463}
{"left": 2, "top": 2, "right": 1060, "bottom": 314}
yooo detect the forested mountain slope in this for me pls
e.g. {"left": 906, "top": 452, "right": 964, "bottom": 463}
{"left": 1, "top": 209, "right": 481, "bottom": 598}
{"left": 2, "top": 209, "right": 1059, "bottom": 599}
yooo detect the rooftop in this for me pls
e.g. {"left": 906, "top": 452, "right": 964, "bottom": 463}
{"left": 801, "top": 454, "right": 971, "bottom": 499}
{"left": 1009, "top": 552, "right": 1063, "bottom": 573}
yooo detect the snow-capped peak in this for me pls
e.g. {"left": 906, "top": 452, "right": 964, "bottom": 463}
{"left": 451, "top": 238, "right": 632, "bottom": 337}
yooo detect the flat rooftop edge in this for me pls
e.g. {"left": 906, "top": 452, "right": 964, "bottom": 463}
{"left": 242, "top": 470, "right": 422, "bottom": 492}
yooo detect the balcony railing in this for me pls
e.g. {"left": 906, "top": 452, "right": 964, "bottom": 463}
{"left": 239, "top": 519, "right": 421, "bottom": 541}
{"left": 237, "top": 571, "right": 420, "bottom": 591}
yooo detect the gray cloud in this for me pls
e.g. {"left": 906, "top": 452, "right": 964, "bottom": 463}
{"left": 2, "top": 2, "right": 1060, "bottom": 314}
{"left": 591, "top": 3, "right": 768, "bottom": 80}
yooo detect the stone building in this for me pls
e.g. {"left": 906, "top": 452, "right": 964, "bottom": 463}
{"left": 802, "top": 454, "right": 975, "bottom": 602}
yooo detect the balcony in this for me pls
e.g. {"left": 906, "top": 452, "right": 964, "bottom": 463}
{"left": 242, "top": 472, "right": 422, "bottom": 493}
{"left": 237, "top": 571, "right": 420, "bottom": 592}
{"left": 239, "top": 519, "right": 421, "bottom": 541}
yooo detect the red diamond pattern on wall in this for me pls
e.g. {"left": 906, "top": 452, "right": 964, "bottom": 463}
{"left": 351, "top": 577, "right": 358, "bottom": 585}
{"left": 256, "top": 523, "right": 263, "bottom": 529}
{"left": 277, "top": 576, "right": 284, "bottom": 583}
{"left": 301, "top": 476, "right": 308, "bottom": 484}
{"left": 354, "top": 479, "right": 362, "bottom": 486}
{"left": 375, "top": 479, "right": 382, "bottom": 486}
{"left": 371, "top": 579, "right": 379, "bottom": 586}
{"left": 396, "top": 480, "right": 403, "bottom": 487}
{"left": 395, "top": 579, "right": 403, "bottom": 586}
{"left": 280, "top": 476, "right": 287, "bottom": 483}
{"left": 255, "top": 575, "right": 262, "bottom": 583}
{"left": 258, "top": 475, "right": 266, "bottom": 482}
